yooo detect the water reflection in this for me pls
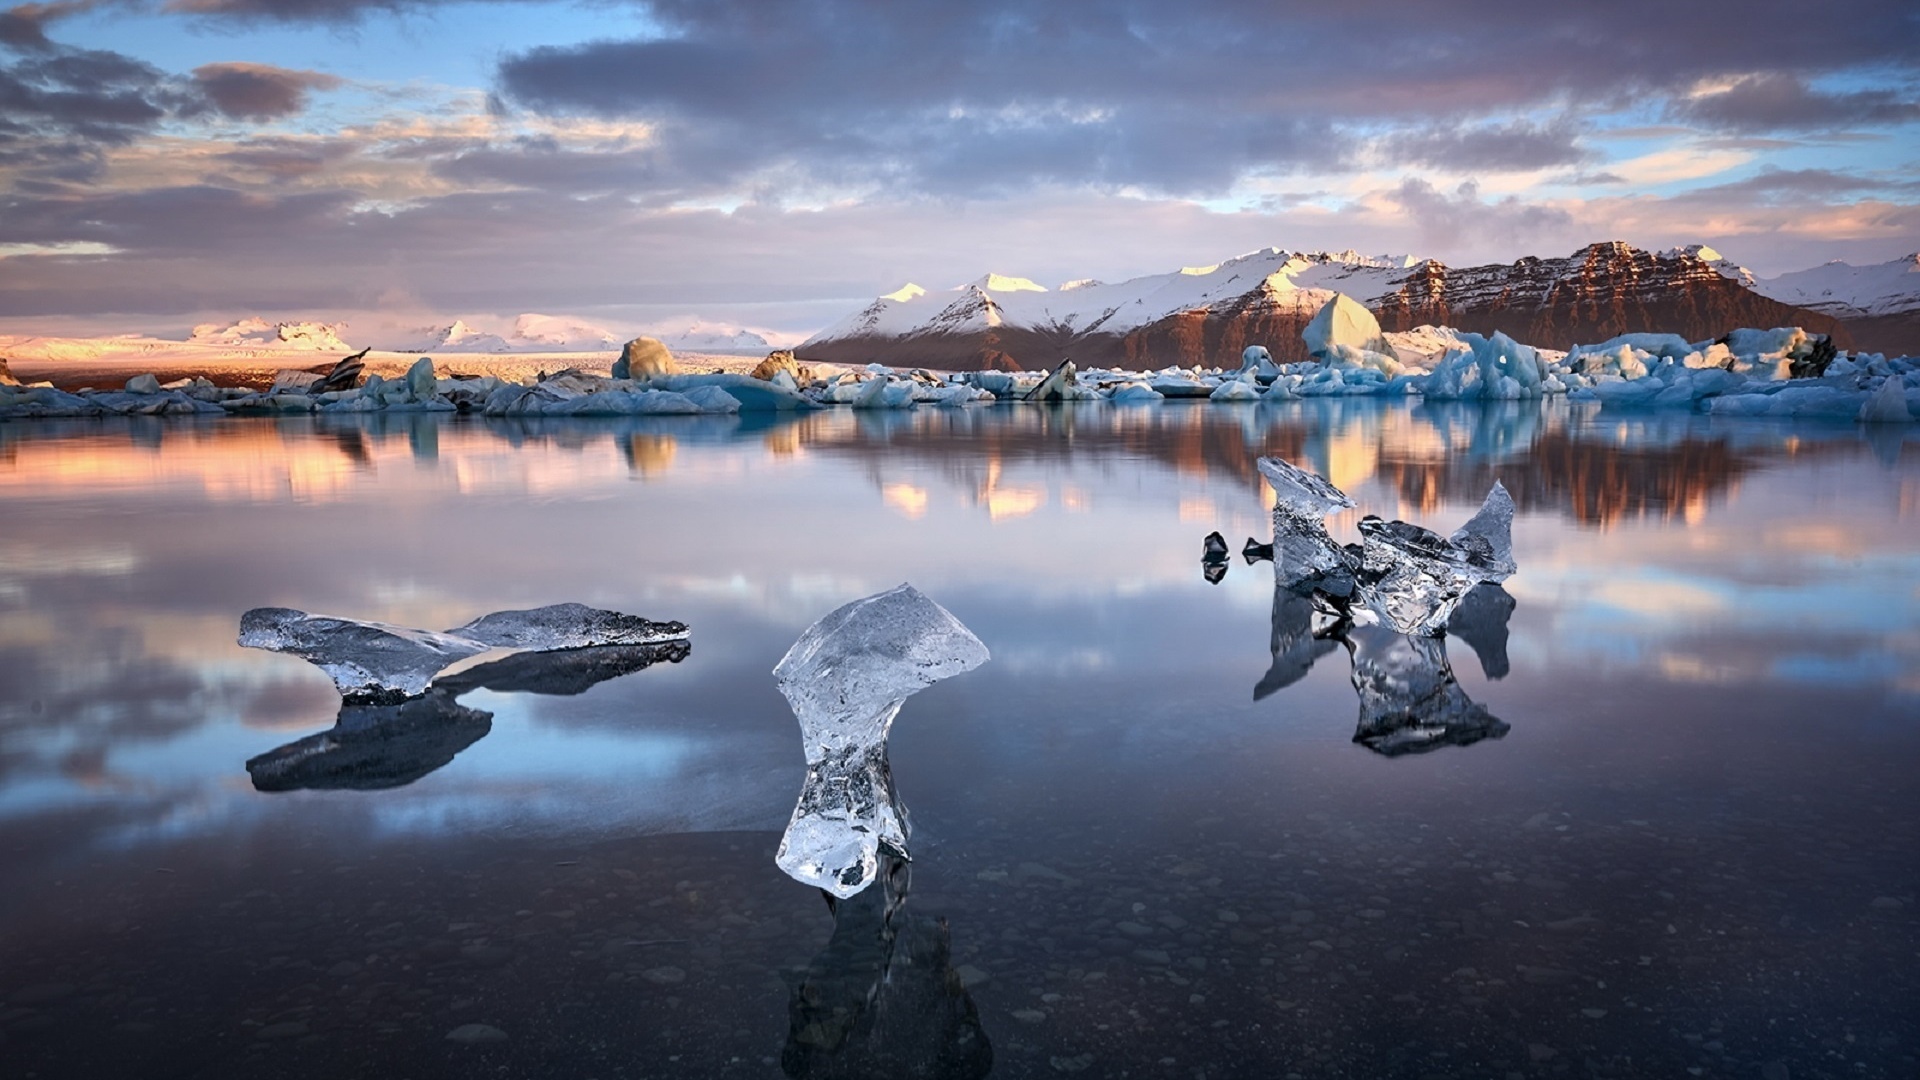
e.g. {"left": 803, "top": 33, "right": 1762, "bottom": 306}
{"left": 5, "top": 400, "right": 1906, "bottom": 531}
{"left": 783, "top": 852, "right": 993, "bottom": 1080}
{"left": 244, "top": 642, "right": 690, "bottom": 791}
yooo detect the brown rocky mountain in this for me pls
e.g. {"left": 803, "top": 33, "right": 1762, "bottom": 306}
{"left": 797, "top": 242, "right": 1858, "bottom": 371}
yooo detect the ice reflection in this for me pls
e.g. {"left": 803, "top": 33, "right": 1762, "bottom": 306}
{"left": 782, "top": 852, "right": 993, "bottom": 1080}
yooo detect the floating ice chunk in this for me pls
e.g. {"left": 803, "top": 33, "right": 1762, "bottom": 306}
{"left": 1859, "top": 377, "right": 1914, "bottom": 423}
{"left": 1025, "top": 359, "right": 1081, "bottom": 402}
{"left": 1356, "top": 517, "right": 1498, "bottom": 636}
{"left": 1344, "top": 625, "right": 1508, "bottom": 756}
{"left": 774, "top": 584, "right": 989, "bottom": 898}
{"left": 1448, "top": 481, "right": 1516, "bottom": 580}
{"left": 406, "top": 356, "right": 437, "bottom": 400}
{"left": 240, "top": 603, "right": 688, "bottom": 701}
{"left": 1209, "top": 377, "right": 1262, "bottom": 402}
{"left": 448, "top": 603, "right": 688, "bottom": 650}
{"left": 124, "top": 373, "right": 162, "bottom": 394}
{"left": 1420, "top": 332, "right": 1544, "bottom": 400}
{"left": 1257, "top": 455, "right": 1357, "bottom": 581}
{"left": 1110, "top": 380, "right": 1165, "bottom": 402}
{"left": 245, "top": 641, "right": 687, "bottom": 793}
{"left": 1239, "top": 345, "right": 1281, "bottom": 380}
{"left": 239, "top": 608, "right": 492, "bottom": 701}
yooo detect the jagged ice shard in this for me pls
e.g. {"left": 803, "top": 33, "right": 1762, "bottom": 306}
{"left": 1357, "top": 482, "right": 1517, "bottom": 636}
{"left": 775, "top": 584, "right": 989, "bottom": 899}
{"left": 238, "top": 603, "right": 689, "bottom": 701}
{"left": 1256, "top": 455, "right": 1357, "bottom": 582}
{"left": 238, "top": 608, "right": 492, "bottom": 701}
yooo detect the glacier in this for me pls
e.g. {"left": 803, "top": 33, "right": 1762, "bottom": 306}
{"left": 773, "top": 584, "right": 990, "bottom": 899}
{"left": 5, "top": 283, "right": 1915, "bottom": 423}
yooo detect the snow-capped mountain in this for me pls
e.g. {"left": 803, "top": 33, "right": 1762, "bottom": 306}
{"left": 509, "top": 314, "right": 622, "bottom": 351}
{"left": 798, "top": 244, "right": 1853, "bottom": 370}
{"left": 1754, "top": 253, "right": 1920, "bottom": 318}
{"left": 660, "top": 322, "right": 772, "bottom": 355}
{"left": 394, "top": 319, "right": 515, "bottom": 353}
{"left": 188, "top": 318, "right": 354, "bottom": 351}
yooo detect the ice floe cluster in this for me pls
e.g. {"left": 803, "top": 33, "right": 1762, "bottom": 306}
{"left": 6, "top": 294, "right": 1914, "bottom": 422}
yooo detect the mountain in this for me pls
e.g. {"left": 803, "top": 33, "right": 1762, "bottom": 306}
{"left": 797, "top": 243, "right": 1863, "bottom": 370}
{"left": 660, "top": 322, "right": 773, "bottom": 355}
{"left": 394, "top": 319, "right": 514, "bottom": 353}
{"left": 1751, "top": 253, "right": 1920, "bottom": 356}
{"left": 188, "top": 318, "right": 354, "bottom": 351}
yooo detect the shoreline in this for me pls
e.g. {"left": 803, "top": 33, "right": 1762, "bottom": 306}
{"left": 3, "top": 348, "right": 770, "bottom": 392}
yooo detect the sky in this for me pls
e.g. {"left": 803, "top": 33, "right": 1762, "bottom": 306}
{"left": 0, "top": 0, "right": 1917, "bottom": 345}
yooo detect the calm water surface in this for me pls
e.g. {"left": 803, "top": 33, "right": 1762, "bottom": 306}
{"left": 0, "top": 401, "right": 1915, "bottom": 1079}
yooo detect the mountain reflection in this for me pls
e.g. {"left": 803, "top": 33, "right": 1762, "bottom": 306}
{"left": 0, "top": 401, "right": 1887, "bottom": 531}
{"left": 245, "top": 642, "right": 688, "bottom": 792}
{"left": 783, "top": 852, "right": 993, "bottom": 1080}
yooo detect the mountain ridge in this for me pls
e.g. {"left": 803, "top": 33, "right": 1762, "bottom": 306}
{"left": 798, "top": 243, "right": 1915, "bottom": 369}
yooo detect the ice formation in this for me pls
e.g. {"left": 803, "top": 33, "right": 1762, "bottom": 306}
{"left": 239, "top": 603, "right": 689, "bottom": 701}
{"left": 1256, "top": 455, "right": 1357, "bottom": 581}
{"left": 1226, "top": 455, "right": 1518, "bottom": 752}
{"left": 774, "top": 584, "right": 990, "bottom": 898}
{"left": 245, "top": 641, "right": 688, "bottom": 792}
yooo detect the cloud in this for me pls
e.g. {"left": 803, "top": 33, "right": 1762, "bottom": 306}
{"left": 1674, "top": 73, "right": 1920, "bottom": 133}
{"left": 0, "top": 1, "right": 116, "bottom": 51}
{"left": 483, "top": 0, "right": 1919, "bottom": 199}
{"left": 1377, "top": 177, "right": 1574, "bottom": 249}
{"left": 191, "top": 61, "right": 341, "bottom": 120}
{"left": 1379, "top": 118, "right": 1593, "bottom": 172}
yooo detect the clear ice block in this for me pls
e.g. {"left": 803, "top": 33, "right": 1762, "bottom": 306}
{"left": 774, "top": 584, "right": 989, "bottom": 898}
{"left": 1257, "top": 455, "right": 1358, "bottom": 581}
{"left": 238, "top": 607, "right": 491, "bottom": 701}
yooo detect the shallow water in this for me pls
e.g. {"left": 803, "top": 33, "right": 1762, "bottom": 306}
{"left": 0, "top": 400, "right": 1915, "bottom": 1079}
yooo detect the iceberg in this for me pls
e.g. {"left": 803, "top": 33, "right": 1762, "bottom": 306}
{"left": 239, "top": 603, "right": 689, "bottom": 701}
{"left": 1858, "top": 376, "right": 1914, "bottom": 423}
{"left": 774, "top": 584, "right": 990, "bottom": 898}
{"left": 1356, "top": 517, "right": 1501, "bottom": 636}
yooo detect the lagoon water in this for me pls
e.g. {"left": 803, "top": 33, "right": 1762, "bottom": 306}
{"left": 0, "top": 400, "right": 1915, "bottom": 1079}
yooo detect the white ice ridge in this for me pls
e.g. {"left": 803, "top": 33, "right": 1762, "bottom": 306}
{"left": 774, "top": 584, "right": 990, "bottom": 899}
{"left": 238, "top": 603, "right": 689, "bottom": 701}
